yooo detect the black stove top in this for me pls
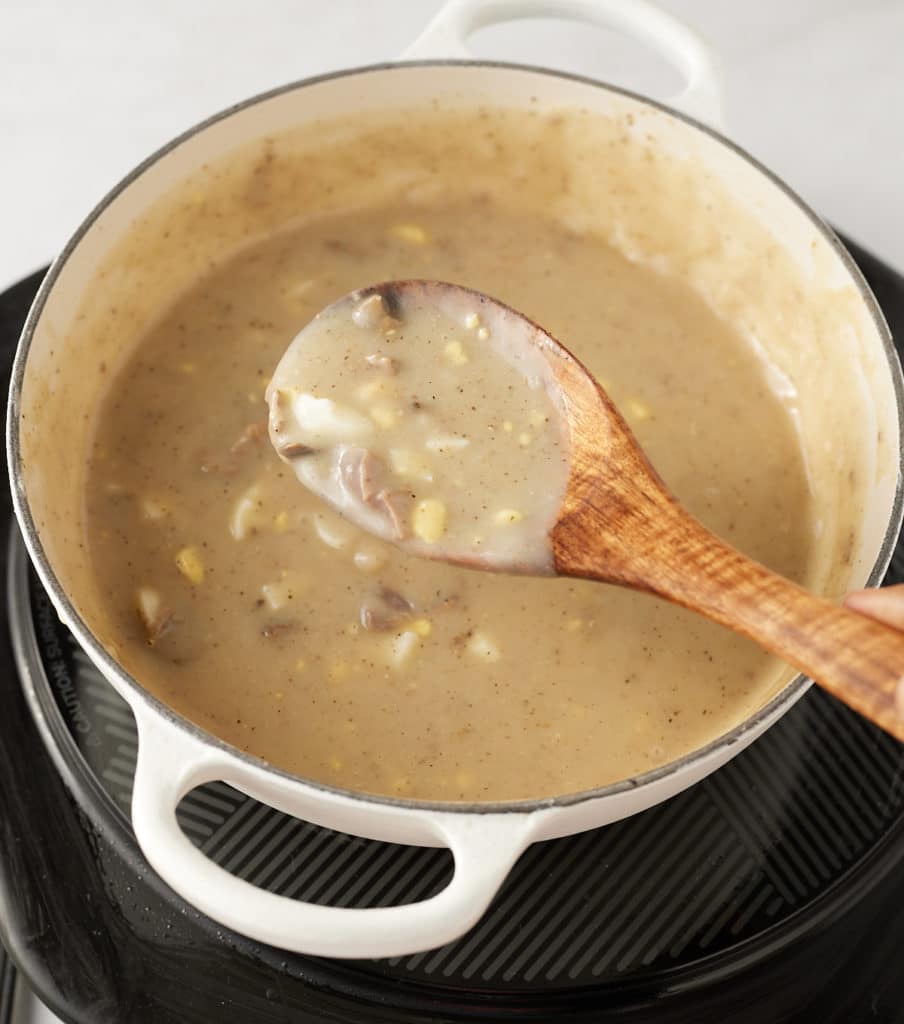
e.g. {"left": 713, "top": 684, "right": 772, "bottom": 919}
{"left": 1, "top": 238, "right": 904, "bottom": 1023}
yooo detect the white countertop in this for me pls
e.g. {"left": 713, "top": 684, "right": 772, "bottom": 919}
{"left": 1, "top": 0, "right": 903, "bottom": 292}
{"left": 1, "top": 1, "right": 902, "bottom": 1019}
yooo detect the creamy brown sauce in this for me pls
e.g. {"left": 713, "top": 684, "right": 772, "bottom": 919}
{"left": 267, "top": 284, "right": 568, "bottom": 573}
{"left": 84, "top": 115, "right": 815, "bottom": 803}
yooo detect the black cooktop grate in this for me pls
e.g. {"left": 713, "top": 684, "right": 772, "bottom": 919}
{"left": 17, "top": 550, "right": 904, "bottom": 986}
{"left": 17, "top": 557, "right": 904, "bottom": 987}
{"left": 3, "top": 236, "right": 904, "bottom": 1022}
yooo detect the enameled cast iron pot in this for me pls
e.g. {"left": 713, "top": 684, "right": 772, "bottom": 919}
{"left": 7, "top": 0, "right": 903, "bottom": 958}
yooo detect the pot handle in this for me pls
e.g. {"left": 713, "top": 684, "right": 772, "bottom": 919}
{"left": 129, "top": 704, "right": 538, "bottom": 958}
{"left": 402, "top": 0, "right": 725, "bottom": 130}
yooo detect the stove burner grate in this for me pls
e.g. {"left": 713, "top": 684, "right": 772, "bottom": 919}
{"left": 3, "top": 240, "right": 904, "bottom": 1021}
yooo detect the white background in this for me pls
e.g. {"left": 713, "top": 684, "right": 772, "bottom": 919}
{"left": 1, "top": 0, "right": 902, "bottom": 1019}
{"left": 1, "top": 0, "right": 903, "bottom": 291}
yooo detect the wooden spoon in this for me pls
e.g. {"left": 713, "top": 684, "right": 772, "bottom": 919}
{"left": 274, "top": 280, "right": 904, "bottom": 742}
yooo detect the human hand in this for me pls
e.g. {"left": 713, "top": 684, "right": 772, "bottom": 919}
{"left": 844, "top": 585, "right": 904, "bottom": 632}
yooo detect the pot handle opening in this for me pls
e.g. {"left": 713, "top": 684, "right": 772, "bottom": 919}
{"left": 129, "top": 705, "right": 538, "bottom": 958}
{"left": 402, "top": 0, "right": 725, "bottom": 130}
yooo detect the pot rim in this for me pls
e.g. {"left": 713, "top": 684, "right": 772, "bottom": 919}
{"left": 8, "top": 59, "right": 903, "bottom": 817}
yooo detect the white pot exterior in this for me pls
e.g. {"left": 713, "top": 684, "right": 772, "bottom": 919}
{"left": 7, "top": 0, "right": 902, "bottom": 959}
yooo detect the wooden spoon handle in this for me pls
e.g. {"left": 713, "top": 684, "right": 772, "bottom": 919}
{"left": 570, "top": 505, "right": 904, "bottom": 741}
{"left": 651, "top": 516, "right": 904, "bottom": 741}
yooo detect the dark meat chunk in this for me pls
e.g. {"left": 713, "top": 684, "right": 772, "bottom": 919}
{"left": 359, "top": 585, "right": 416, "bottom": 632}
{"left": 145, "top": 614, "right": 174, "bottom": 646}
{"left": 141, "top": 608, "right": 174, "bottom": 646}
{"left": 230, "top": 420, "right": 268, "bottom": 456}
{"left": 359, "top": 604, "right": 395, "bottom": 632}
{"left": 338, "top": 447, "right": 385, "bottom": 504}
{"left": 278, "top": 441, "right": 317, "bottom": 459}
{"left": 379, "top": 587, "right": 414, "bottom": 613}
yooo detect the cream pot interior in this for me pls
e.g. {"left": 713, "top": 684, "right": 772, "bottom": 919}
{"left": 8, "top": 61, "right": 902, "bottom": 958}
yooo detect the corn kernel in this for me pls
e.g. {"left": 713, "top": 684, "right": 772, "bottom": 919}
{"left": 477, "top": 326, "right": 490, "bottom": 341}
{"left": 353, "top": 543, "right": 389, "bottom": 573}
{"left": 409, "top": 618, "right": 433, "bottom": 637}
{"left": 412, "top": 498, "right": 447, "bottom": 543}
{"left": 175, "top": 546, "right": 204, "bottom": 585}
{"left": 463, "top": 312, "right": 480, "bottom": 330}
{"left": 502, "top": 420, "right": 513, "bottom": 433}
{"left": 329, "top": 757, "right": 344, "bottom": 771}
{"left": 262, "top": 574, "right": 308, "bottom": 611}
{"left": 273, "top": 510, "right": 290, "bottom": 533}
{"left": 389, "top": 223, "right": 429, "bottom": 245}
{"left": 230, "top": 484, "right": 265, "bottom": 540}
{"left": 141, "top": 496, "right": 168, "bottom": 521}
{"left": 443, "top": 340, "right": 469, "bottom": 366}
{"left": 136, "top": 587, "right": 162, "bottom": 629}
{"left": 286, "top": 278, "right": 316, "bottom": 305}
{"left": 518, "top": 432, "right": 532, "bottom": 446}
{"left": 467, "top": 631, "right": 501, "bottom": 663}
{"left": 565, "top": 618, "right": 583, "bottom": 632}
{"left": 356, "top": 377, "right": 394, "bottom": 402}
{"left": 529, "top": 410, "right": 548, "bottom": 428}
{"left": 389, "top": 630, "right": 419, "bottom": 668}
{"left": 313, "top": 512, "right": 357, "bottom": 549}
{"left": 370, "top": 404, "right": 399, "bottom": 429}
{"left": 494, "top": 508, "right": 524, "bottom": 525}
{"left": 626, "top": 397, "right": 651, "bottom": 421}
{"left": 389, "top": 448, "right": 434, "bottom": 481}
{"left": 262, "top": 582, "right": 286, "bottom": 611}
{"left": 329, "top": 660, "right": 350, "bottom": 681}
{"left": 294, "top": 658, "right": 307, "bottom": 673}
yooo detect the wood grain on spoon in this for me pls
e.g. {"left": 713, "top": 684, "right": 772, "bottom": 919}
{"left": 272, "top": 281, "right": 904, "bottom": 742}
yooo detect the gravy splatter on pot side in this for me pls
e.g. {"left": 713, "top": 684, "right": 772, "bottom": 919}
{"left": 84, "top": 117, "right": 814, "bottom": 803}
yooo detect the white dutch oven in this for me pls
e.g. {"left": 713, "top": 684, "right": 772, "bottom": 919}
{"left": 7, "top": 0, "right": 903, "bottom": 958}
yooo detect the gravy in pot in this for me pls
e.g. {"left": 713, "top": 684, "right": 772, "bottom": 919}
{"left": 84, "top": 131, "right": 815, "bottom": 802}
